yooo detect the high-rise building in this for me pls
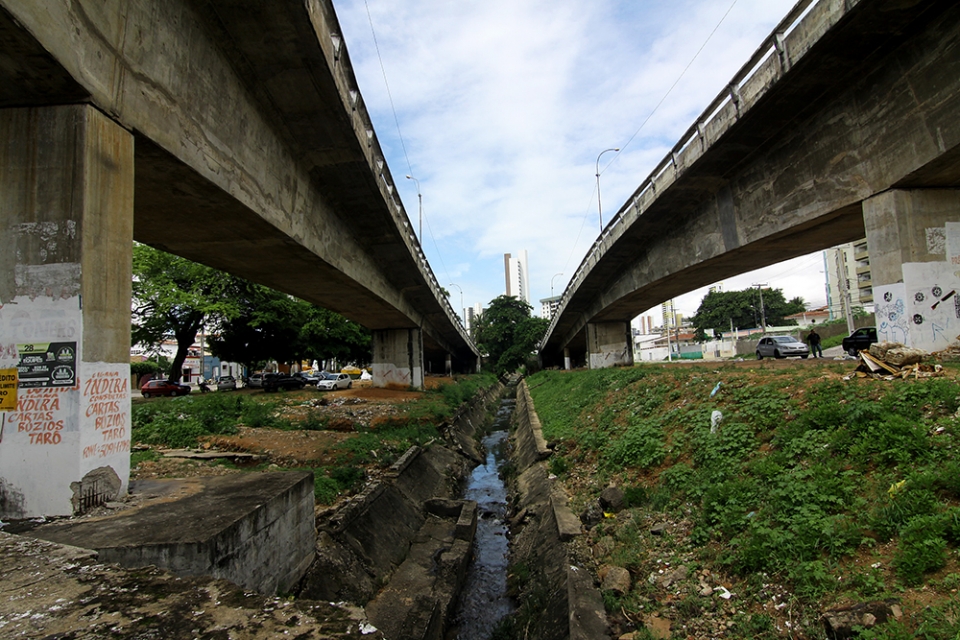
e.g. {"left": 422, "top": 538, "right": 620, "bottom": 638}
{"left": 540, "top": 296, "right": 561, "bottom": 320}
{"left": 824, "top": 239, "right": 873, "bottom": 320}
{"left": 464, "top": 303, "right": 484, "bottom": 334}
{"left": 503, "top": 250, "right": 531, "bottom": 305}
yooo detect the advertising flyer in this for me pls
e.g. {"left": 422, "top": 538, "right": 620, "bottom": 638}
{"left": 17, "top": 342, "right": 77, "bottom": 389}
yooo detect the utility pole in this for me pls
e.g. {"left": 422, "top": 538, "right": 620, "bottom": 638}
{"left": 835, "top": 250, "right": 855, "bottom": 334}
{"left": 753, "top": 283, "right": 767, "bottom": 333}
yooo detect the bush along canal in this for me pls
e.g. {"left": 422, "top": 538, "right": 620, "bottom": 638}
{"left": 449, "top": 395, "right": 516, "bottom": 639}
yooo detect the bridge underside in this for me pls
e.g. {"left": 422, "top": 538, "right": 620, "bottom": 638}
{"left": 543, "top": 0, "right": 960, "bottom": 368}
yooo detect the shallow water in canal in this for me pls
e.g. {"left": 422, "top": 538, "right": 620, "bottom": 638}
{"left": 449, "top": 397, "right": 515, "bottom": 640}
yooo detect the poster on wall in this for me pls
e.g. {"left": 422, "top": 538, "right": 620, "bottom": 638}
{"left": 17, "top": 342, "right": 77, "bottom": 388}
{"left": 0, "top": 368, "right": 17, "bottom": 412}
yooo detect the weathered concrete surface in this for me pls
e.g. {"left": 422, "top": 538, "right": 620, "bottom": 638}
{"left": 513, "top": 381, "right": 552, "bottom": 472}
{"left": 26, "top": 471, "right": 316, "bottom": 595}
{"left": 543, "top": 0, "right": 960, "bottom": 364}
{"left": 372, "top": 328, "right": 424, "bottom": 389}
{"left": 508, "top": 380, "right": 610, "bottom": 640}
{"left": 365, "top": 502, "right": 477, "bottom": 640}
{"left": 587, "top": 322, "right": 634, "bottom": 370}
{"left": 0, "top": 531, "right": 385, "bottom": 639}
{"left": 297, "top": 383, "right": 502, "bottom": 638}
{"left": 0, "top": 0, "right": 476, "bottom": 368}
{"left": 0, "top": 104, "right": 133, "bottom": 519}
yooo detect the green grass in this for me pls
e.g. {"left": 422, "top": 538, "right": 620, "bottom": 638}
{"left": 526, "top": 364, "right": 960, "bottom": 611}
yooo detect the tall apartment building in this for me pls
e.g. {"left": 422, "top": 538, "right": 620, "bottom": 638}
{"left": 503, "top": 250, "right": 531, "bottom": 305}
{"left": 464, "top": 303, "right": 483, "bottom": 334}
{"left": 540, "top": 296, "right": 561, "bottom": 320}
{"left": 824, "top": 239, "right": 873, "bottom": 319}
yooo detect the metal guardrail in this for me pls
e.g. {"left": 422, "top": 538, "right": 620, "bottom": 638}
{"left": 541, "top": 0, "right": 826, "bottom": 350}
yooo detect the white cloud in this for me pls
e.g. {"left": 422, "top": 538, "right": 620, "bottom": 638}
{"left": 332, "top": 0, "right": 830, "bottom": 317}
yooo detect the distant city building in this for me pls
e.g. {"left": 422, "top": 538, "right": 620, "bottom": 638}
{"left": 464, "top": 303, "right": 484, "bottom": 334}
{"left": 824, "top": 239, "right": 873, "bottom": 319}
{"left": 540, "top": 296, "right": 561, "bottom": 320}
{"left": 503, "top": 250, "right": 531, "bottom": 305}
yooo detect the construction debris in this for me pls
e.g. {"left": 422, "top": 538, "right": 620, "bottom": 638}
{"left": 851, "top": 342, "right": 942, "bottom": 380}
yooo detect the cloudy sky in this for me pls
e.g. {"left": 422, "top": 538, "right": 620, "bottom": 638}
{"left": 330, "top": 0, "right": 830, "bottom": 322}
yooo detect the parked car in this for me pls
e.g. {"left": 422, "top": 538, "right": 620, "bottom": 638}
{"left": 261, "top": 373, "right": 306, "bottom": 392}
{"left": 842, "top": 326, "right": 878, "bottom": 356}
{"left": 246, "top": 373, "right": 265, "bottom": 388}
{"left": 756, "top": 335, "right": 809, "bottom": 359}
{"left": 217, "top": 375, "right": 237, "bottom": 391}
{"left": 140, "top": 379, "right": 191, "bottom": 398}
{"left": 295, "top": 371, "right": 322, "bottom": 385}
{"left": 317, "top": 372, "right": 352, "bottom": 391}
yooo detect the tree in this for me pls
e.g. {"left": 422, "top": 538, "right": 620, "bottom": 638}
{"left": 132, "top": 245, "right": 242, "bottom": 382}
{"left": 692, "top": 288, "right": 805, "bottom": 340}
{"left": 474, "top": 295, "right": 549, "bottom": 374}
{"left": 208, "top": 283, "right": 370, "bottom": 373}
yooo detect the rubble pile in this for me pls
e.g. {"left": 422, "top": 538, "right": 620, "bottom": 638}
{"left": 851, "top": 341, "right": 942, "bottom": 380}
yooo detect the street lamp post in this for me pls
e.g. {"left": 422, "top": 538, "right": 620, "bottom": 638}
{"left": 596, "top": 148, "right": 620, "bottom": 234}
{"left": 405, "top": 175, "right": 422, "bottom": 242}
{"left": 550, "top": 272, "right": 564, "bottom": 298}
{"left": 448, "top": 283, "right": 463, "bottom": 325}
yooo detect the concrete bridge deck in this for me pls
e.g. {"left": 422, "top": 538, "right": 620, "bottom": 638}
{"left": 541, "top": 0, "right": 960, "bottom": 367}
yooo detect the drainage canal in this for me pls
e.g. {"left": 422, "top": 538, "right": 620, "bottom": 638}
{"left": 449, "top": 395, "right": 516, "bottom": 640}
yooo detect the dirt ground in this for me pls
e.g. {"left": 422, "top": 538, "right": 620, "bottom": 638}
{"left": 131, "top": 380, "right": 440, "bottom": 481}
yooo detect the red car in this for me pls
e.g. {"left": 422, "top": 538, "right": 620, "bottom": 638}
{"left": 140, "top": 379, "right": 191, "bottom": 398}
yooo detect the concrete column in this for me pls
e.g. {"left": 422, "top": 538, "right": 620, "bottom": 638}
{"left": 863, "top": 189, "right": 960, "bottom": 351}
{"left": 586, "top": 322, "right": 634, "bottom": 369}
{"left": 372, "top": 328, "right": 424, "bottom": 389}
{"left": 563, "top": 348, "right": 572, "bottom": 371}
{"left": 444, "top": 353, "right": 452, "bottom": 377}
{"left": 0, "top": 105, "right": 134, "bottom": 518}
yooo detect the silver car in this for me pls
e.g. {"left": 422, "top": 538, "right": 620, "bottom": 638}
{"left": 756, "top": 336, "right": 809, "bottom": 359}
{"left": 317, "top": 372, "right": 353, "bottom": 391}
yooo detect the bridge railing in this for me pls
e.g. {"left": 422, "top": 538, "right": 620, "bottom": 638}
{"left": 315, "top": 1, "right": 474, "bottom": 353}
{"left": 542, "top": 0, "right": 826, "bottom": 349}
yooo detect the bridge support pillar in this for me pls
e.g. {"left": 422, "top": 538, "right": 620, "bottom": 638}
{"left": 563, "top": 348, "right": 572, "bottom": 370}
{"left": 372, "top": 328, "right": 424, "bottom": 389}
{"left": 863, "top": 189, "right": 960, "bottom": 351}
{"left": 0, "top": 105, "right": 134, "bottom": 518}
{"left": 586, "top": 322, "right": 634, "bottom": 369}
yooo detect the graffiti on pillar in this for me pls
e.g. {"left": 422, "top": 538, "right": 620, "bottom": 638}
{"left": 874, "top": 284, "right": 909, "bottom": 345}
{"left": 80, "top": 366, "right": 130, "bottom": 461}
{"left": 11, "top": 387, "right": 76, "bottom": 446}
{"left": 903, "top": 262, "right": 960, "bottom": 352}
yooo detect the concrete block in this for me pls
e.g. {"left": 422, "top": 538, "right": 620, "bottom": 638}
{"left": 28, "top": 471, "right": 315, "bottom": 595}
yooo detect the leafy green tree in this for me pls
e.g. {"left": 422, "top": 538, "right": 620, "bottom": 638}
{"left": 208, "top": 284, "right": 370, "bottom": 372}
{"left": 474, "top": 295, "right": 549, "bottom": 374}
{"left": 692, "top": 288, "right": 805, "bottom": 340}
{"left": 132, "top": 245, "right": 242, "bottom": 382}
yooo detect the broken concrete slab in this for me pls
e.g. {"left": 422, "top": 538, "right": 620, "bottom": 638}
{"left": 26, "top": 471, "right": 315, "bottom": 595}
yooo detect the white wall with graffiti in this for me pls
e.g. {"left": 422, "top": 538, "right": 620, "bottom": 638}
{"left": 873, "top": 222, "right": 960, "bottom": 352}
{"left": 0, "top": 295, "right": 130, "bottom": 518}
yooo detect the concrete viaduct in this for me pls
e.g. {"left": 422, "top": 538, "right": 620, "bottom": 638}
{"left": 0, "top": 0, "right": 476, "bottom": 517}
{"left": 541, "top": 0, "right": 960, "bottom": 369}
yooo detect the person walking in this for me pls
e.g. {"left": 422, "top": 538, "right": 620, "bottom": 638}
{"left": 807, "top": 328, "right": 823, "bottom": 358}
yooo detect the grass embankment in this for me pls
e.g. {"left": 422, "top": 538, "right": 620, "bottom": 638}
{"left": 526, "top": 363, "right": 960, "bottom": 639}
{"left": 131, "top": 373, "right": 496, "bottom": 504}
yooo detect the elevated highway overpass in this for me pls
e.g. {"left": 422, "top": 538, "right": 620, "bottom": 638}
{"left": 541, "top": 0, "right": 960, "bottom": 369}
{"left": 0, "top": 0, "right": 476, "bottom": 517}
